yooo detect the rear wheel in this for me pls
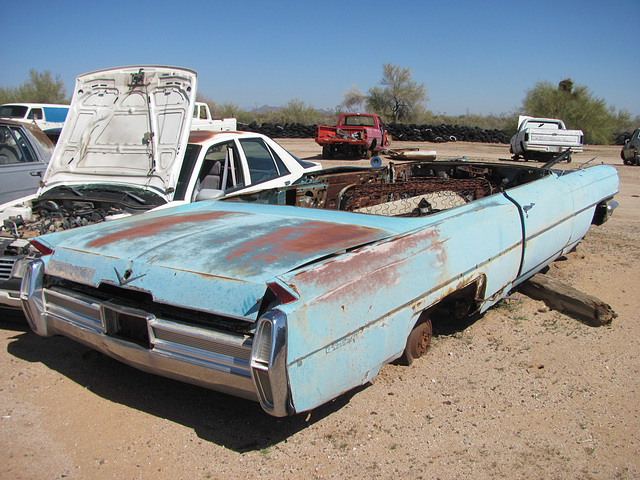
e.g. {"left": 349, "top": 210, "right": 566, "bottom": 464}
{"left": 398, "top": 317, "right": 433, "bottom": 365}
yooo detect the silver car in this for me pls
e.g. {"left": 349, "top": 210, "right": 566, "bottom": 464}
{"left": 0, "top": 120, "right": 55, "bottom": 205}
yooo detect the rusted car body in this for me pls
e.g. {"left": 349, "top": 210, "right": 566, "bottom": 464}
{"left": 21, "top": 159, "right": 618, "bottom": 416}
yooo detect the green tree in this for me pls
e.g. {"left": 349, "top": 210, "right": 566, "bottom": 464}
{"left": 521, "top": 79, "right": 621, "bottom": 145}
{"left": 215, "top": 101, "right": 254, "bottom": 124}
{"left": 0, "top": 70, "right": 68, "bottom": 104}
{"left": 341, "top": 85, "right": 366, "bottom": 111}
{"left": 275, "top": 99, "right": 320, "bottom": 125}
{"left": 342, "top": 63, "right": 427, "bottom": 123}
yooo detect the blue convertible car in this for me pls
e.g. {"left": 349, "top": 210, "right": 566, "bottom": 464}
{"left": 21, "top": 157, "right": 618, "bottom": 416}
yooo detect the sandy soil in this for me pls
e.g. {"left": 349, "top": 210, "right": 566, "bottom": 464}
{"left": 2, "top": 140, "right": 639, "bottom": 480}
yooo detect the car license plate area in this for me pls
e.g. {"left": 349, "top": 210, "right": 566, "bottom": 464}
{"left": 101, "top": 303, "right": 153, "bottom": 349}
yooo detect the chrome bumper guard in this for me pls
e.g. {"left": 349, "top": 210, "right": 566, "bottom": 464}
{"left": 250, "top": 310, "right": 291, "bottom": 417}
{"left": 592, "top": 197, "right": 619, "bottom": 225}
{"left": 20, "top": 260, "right": 292, "bottom": 415}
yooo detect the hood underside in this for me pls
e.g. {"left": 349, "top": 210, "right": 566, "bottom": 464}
{"left": 42, "top": 66, "right": 197, "bottom": 198}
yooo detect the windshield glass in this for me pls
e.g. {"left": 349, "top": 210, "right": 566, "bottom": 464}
{"left": 343, "top": 115, "right": 376, "bottom": 127}
{"left": 175, "top": 144, "right": 201, "bottom": 200}
{"left": 0, "top": 105, "right": 28, "bottom": 119}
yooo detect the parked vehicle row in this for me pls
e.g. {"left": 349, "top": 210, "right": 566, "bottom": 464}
{"left": 0, "top": 66, "right": 320, "bottom": 309}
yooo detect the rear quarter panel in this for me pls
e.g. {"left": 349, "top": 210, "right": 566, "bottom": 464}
{"left": 279, "top": 194, "right": 523, "bottom": 412}
{"left": 557, "top": 164, "right": 619, "bottom": 251}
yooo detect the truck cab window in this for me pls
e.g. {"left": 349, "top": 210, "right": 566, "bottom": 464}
{"left": 28, "top": 108, "right": 43, "bottom": 120}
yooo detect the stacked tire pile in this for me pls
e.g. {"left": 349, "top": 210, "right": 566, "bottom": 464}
{"left": 239, "top": 122, "right": 317, "bottom": 138}
{"left": 239, "top": 121, "right": 510, "bottom": 144}
{"left": 386, "top": 123, "right": 509, "bottom": 143}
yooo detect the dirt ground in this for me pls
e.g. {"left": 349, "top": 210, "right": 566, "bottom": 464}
{"left": 1, "top": 140, "right": 639, "bottom": 480}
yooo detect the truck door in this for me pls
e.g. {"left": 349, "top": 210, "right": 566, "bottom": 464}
{"left": 504, "top": 173, "right": 574, "bottom": 283}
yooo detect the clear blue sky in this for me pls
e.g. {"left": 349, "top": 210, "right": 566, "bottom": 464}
{"left": 3, "top": 0, "right": 639, "bottom": 117}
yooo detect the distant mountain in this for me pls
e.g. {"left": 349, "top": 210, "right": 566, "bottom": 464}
{"left": 248, "top": 105, "right": 280, "bottom": 114}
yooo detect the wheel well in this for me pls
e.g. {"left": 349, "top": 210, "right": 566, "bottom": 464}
{"left": 396, "top": 279, "right": 483, "bottom": 365}
{"left": 425, "top": 280, "right": 484, "bottom": 335}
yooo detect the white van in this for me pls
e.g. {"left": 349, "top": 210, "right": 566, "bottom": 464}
{"left": 0, "top": 103, "right": 69, "bottom": 132}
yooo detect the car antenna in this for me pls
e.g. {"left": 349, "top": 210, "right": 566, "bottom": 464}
{"left": 541, "top": 149, "right": 572, "bottom": 170}
{"left": 578, "top": 157, "right": 597, "bottom": 169}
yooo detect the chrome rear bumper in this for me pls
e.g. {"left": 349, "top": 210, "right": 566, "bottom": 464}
{"left": 20, "top": 260, "right": 258, "bottom": 401}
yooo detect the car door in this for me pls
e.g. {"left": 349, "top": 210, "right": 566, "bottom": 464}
{"left": 504, "top": 172, "right": 574, "bottom": 282}
{"left": 0, "top": 125, "right": 47, "bottom": 204}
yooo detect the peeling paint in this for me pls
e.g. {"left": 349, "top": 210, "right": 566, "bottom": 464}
{"left": 87, "top": 211, "right": 239, "bottom": 247}
{"left": 225, "top": 221, "right": 388, "bottom": 265}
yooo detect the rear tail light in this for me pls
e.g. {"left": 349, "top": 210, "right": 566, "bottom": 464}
{"left": 267, "top": 281, "right": 297, "bottom": 305}
{"left": 250, "top": 310, "right": 290, "bottom": 417}
{"left": 29, "top": 240, "right": 53, "bottom": 256}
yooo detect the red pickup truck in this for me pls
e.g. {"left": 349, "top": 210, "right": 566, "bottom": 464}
{"left": 316, "top": 113, "right": 390, "bottom": 159}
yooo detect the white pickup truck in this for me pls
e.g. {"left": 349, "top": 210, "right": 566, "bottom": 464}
{"left": 0, "top": 65, "right": 321, "bottom": 309}
{"left": 192, "top": 102, "right": 237, "bottom": 131}
{"left": 510, "top": 116, "right": 583, "bottom": 162}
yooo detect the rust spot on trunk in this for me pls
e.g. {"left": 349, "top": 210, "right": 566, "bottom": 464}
{"left": 292, "top": 227, "right": 442, "bottom": 294}
{"left": 88, "top": 211, "right": 237, "bottom": 247}
{"left": 226, "top": 221, "right": 387, "bottom": 264}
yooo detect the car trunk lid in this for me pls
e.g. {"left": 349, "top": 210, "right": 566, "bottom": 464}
{"left": 37, "top": 202, "right": 399, "bottom": 319}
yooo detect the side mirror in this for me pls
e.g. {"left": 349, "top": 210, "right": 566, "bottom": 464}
{"left": 195, "top": 189, "right": 224, "bottom": 201}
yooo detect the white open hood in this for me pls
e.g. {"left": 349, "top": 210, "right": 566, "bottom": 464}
{"left": 41, "top": 66, "right": 197, "bottom": 200}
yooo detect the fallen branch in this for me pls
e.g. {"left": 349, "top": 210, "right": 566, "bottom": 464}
{"left": 519, "top": 274, "right": 617, "bottom": 327}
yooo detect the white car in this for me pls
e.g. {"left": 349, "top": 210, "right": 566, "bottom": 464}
{"left": 0, "top": 66, "right": 320, "bottom": 309}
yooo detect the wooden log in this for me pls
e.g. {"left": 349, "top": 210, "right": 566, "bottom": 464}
{"left": 519, "top": 274, "right": 617, "bottom": 327}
